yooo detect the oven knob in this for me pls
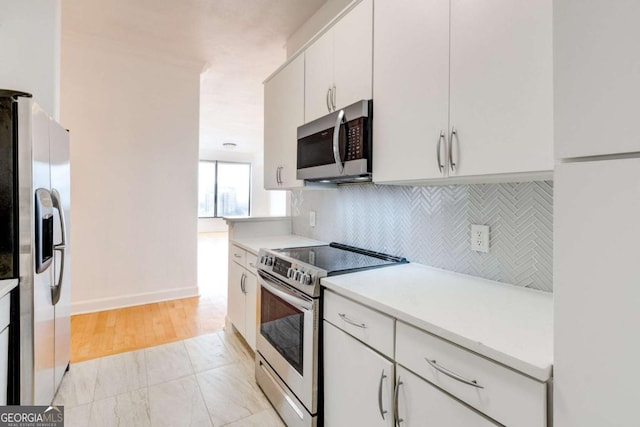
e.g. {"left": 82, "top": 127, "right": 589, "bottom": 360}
{"left": 266, "top": 256, "right": 274, "bottom": 266}
{"left": 294, "top": 270, "right": 303, "bottom": 281}
{"left": 301, "top": 273, "right": 313, "bottom": 285}
{"left": 287, "top": 267, "right": 295, "bottom": 279}
{"left": 260, "top": 256, "right": 266, "bottom": 265}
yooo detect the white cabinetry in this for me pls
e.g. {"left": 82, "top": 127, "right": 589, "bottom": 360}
{"left": 227, "top": 245, "right": 257, "bottom": 350}
{"left": 323, "top": 322, "right": 394, "bottom": 427}
{"left": 396, "top": 366, "right": 497, "bottom": 427}
{"left": 554, "top": 0, "right": 640, "bottom": 158}
{"left": 373, "top": 0, "right": 553, "bottom": 184}
{"left": 555, "top": 158, "right": 640, "bottom": 426}
{"left": 305, "top": 0, "right": 373, "bottom": 123}
{"left": 264, "top": 55, "right": 305, "bottom": 189}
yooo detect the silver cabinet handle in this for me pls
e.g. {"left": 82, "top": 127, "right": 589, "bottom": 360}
{"left": 436, "top": 130, "right": 445, "bottom": 173}
{"left": 394, "top": 377, "right": 404, "bottom": 426}
{"left": 425, "top": 357, "right": 484, "bottom": 389}
{"left": 338, "top": 313, "right": 367, "bottom": 328}
{"left": 240, "top": 272, "right": 246, "bottom": 294}
{"left": 449, "top": 127, "right": 458, "bottom": 172}
{"left": 276, "top": 166, "right": 282, "bottom": 185}
{"left": 378, "top": 370, "right": 388, "bottom": 420}
{"left": 332, "top": 109, "right": 346, "bottom": 175}
{"left": 233, "top": 254, "right": 242, "bottom": 258}
{"left": 332, "top": 85, "right": 336, "bottom": 111}
{"left": 326, "top": 87, "right": 332, "bottom": 112}
{"left": 249, "top": 262, "right": 256, "bottom": 268}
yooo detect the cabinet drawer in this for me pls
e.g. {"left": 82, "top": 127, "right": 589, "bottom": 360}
{"left": 396, "top": 322, "right": 547, "bottom": 427}
{"left": 0, "top": 292, "right": 10, "bottom": 331}
{"left": 230, "top": 245, "right": 246, "bottom": 267}
{"left": 323, "top": 290, "right": 394, "bottom": 358}
{"left": 246, "top": 252, "right": 258, "bottom": 275}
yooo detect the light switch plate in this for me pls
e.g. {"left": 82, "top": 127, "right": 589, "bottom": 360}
{"left": 309, "top": 211, "right": 316, "bottom": 227}
{"left": 471, "top": 224, "right": 490, "bottom": 253}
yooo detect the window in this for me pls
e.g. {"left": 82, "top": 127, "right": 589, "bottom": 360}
{"left": 198, "top": 161, "right": 251, "bottom": 218}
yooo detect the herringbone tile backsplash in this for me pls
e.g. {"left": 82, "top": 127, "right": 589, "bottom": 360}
{"left": 291, "top": 181, "right": 553, "bottom": 292}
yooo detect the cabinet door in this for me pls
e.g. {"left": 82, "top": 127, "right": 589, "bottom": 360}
{"left": 555, "top": 159, "right": 640, "bottom": 426}
{"left": 264, "top": 55, "right": 305, "bottom": 190}
{"left": 243, "top": 272, "right": 257, "bottom": 351}
{"left": 555, "top": 0, "right": 640, "bottom": 159}
{"left": 324, "top": 322, "right": 394, "bottom": 427}
{"left": 396, "top": 366, "right": 497, "bottom": 427}
{"left": 449, "top": 0, "right": 553, "bottom": 178}
{"left": 227, "top": 261, "right": 246, "bottom": 337}
{"left": 372, "top": 0, "right": 450, "bottom": 183}
{"left": 305, "top": 30, "right": 334, "bottom": 123}
{"left": 333, "top": 0, "right": 373, "bottom": 111}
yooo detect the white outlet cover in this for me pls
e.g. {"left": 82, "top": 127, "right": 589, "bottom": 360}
{"left": 310, "top": 211, "right": 316, "bottom": 227}
{"left": 471, "top": 224, "right": 490, "bottom": 253}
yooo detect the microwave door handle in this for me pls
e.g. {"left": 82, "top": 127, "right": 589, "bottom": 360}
{"left": 332, "top": 109, "right": 346, "bottom": 175}
{"left": 50, "top": 189, "right": 67, "bottom": 305}
{"left": 257, "top": 272, "right": 313, "bottom": 312}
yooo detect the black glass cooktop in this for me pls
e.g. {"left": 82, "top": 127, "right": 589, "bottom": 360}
{"left": 273, "top": 242, "right": 407, "bottom": 275}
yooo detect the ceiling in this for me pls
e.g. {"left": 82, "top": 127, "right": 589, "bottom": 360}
{"left": 62, "top": 0, "right": 327, "bottom": 153}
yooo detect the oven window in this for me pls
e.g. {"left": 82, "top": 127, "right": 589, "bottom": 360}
{"left": 260, "top": 287, "right": 304, "bottom": 375}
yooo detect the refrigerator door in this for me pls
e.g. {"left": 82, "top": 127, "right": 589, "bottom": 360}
{"left": 30, "top": 103, "right": 56, "bottom": 405}
{"left": 49, "top": 119, "right": 70, "bottom": 393}
{"left": 555, "top": 158, "right": 640, "bottom": 426}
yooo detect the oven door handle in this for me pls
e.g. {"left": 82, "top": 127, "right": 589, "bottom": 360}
{"left": 257, "top": 272, "right": 313, "bottom": 312}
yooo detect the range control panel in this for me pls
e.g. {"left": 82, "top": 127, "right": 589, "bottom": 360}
{"left": 258, "top": 252, "right": 317, "bottom": 289}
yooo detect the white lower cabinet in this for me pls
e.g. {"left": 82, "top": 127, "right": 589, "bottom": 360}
{"left": 396, "top": 366, "right": 497, "bottom": 427}
{"left": 227, "top": 248, "right": 258, "bottom": 350}
{"left": 323, "top": 321, "right": 394, "bottom": 427}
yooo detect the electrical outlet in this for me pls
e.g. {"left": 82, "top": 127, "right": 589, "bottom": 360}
{"left": 470, "top": 224, "right": 490, "bottom": 253}
{"left": 309, "top": 211, "right": 316, "bottom": 227}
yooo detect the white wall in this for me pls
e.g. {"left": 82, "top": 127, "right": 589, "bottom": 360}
{"left": 61, "top": 33, "right": 203, "bottom": 313}
{"left": 0, "top": 0, "right": 61, "bottom": 118}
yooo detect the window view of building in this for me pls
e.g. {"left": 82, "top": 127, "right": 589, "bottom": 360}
{"left": 198, "top": 161, "right": 251, "bottom": 218}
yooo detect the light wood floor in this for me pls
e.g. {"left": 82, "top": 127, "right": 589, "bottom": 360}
{"left": 70, "top": 232, "right": 229, "bottom": 363}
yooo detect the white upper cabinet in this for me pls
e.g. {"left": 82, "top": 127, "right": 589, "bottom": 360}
{"left": 449, "top": 0, "right": 553, "bottom": 178}
{"left": 305, "top": 0, "right": 373, "bottom": 123}
{"left": 373, "top": 0, "right": 553, "bottom": 184}
{"left": 555, "top": 0, "right": 640, "bottom": 159}
{"left": 372, "top": 0, "right": 450, "bottom": 183}
{"left": 263, "top": 54, "right": 305, "bottom": 189}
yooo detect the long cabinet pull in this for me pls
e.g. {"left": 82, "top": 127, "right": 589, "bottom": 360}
{"left": 338, "top": 313, "right": 367, "bottom": 328}
{"left": 425, "top": 357, "right": 484, "bottom": 389}
{"left": 326, "top": 87, "right": 332, "bottom": 112}
{"left": 436, "top": 130, "right": 445, "bottom": 173}
{"left": 332, "top": 85, "right": 336, "bottom": 111}
{"left": 394, "top": 377, "right": 404, "bottom": 426}
{"left": 240, "top": 273, "right": 246, "bottom": 294}
{"left": 377, "top": 370, "right": 388, "bottom": 420}
{"left": 449, "top": 127, "right": 458, "bottom": 172}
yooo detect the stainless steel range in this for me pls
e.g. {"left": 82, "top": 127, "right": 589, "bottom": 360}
{"left": 255, "top": 243, "right": 407, "bottom": 427}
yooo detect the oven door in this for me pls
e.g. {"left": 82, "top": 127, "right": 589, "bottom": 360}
{"left": 256, "top": 270, "right": 318, "bottom": 414}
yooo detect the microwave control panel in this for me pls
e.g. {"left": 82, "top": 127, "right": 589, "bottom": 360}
{"left": 345, "top": 118, "right": 364, "bottom": 161}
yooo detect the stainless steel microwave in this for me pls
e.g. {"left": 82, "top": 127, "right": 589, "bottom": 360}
{"left": 296, "top": 100, "right": 372, "bottom": 183}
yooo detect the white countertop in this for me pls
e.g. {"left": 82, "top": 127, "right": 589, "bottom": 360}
{"left": 224, "top": 216, "right": 291, "bottom": 224}
{"left": 0, "top": 279, "right": 18, "bottom": 298}
{"left": 321, "top": 263, "right": 553, "bottom": 381}
{"left": 232, "top": 235, "right": 327, "bottom": 254}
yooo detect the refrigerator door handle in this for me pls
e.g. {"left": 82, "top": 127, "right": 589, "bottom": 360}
{"left": 50, "top": 189, "right": 67, "bottom": 305}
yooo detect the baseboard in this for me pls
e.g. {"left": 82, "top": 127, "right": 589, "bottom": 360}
{"left": 71, "top": 286, "right": 200, "bottom": 315}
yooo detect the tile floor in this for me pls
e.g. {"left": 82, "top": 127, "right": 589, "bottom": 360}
{"left": 54, "top": 329, "right": 285, "bottom": 427}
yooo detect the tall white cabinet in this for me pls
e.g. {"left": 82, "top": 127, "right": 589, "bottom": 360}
{"left": 554, "top": 1, "right": 640, "bottom": 426}
{"left": 304, "top": 0, "right": 373, "bottom": 123}
{"left": 263, "top": 55, "right": 305, "bottom": 189}
{"left": 373, "top": 0, "right": 553, "bottom": 184}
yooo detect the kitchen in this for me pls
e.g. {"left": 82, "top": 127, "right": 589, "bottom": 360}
{"left": 0, "top": 0, "right": 637, "bottom": 426}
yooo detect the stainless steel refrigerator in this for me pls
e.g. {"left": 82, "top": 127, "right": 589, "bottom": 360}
{"left": 0, "top": 90, "right": 71, "bottom": 405}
